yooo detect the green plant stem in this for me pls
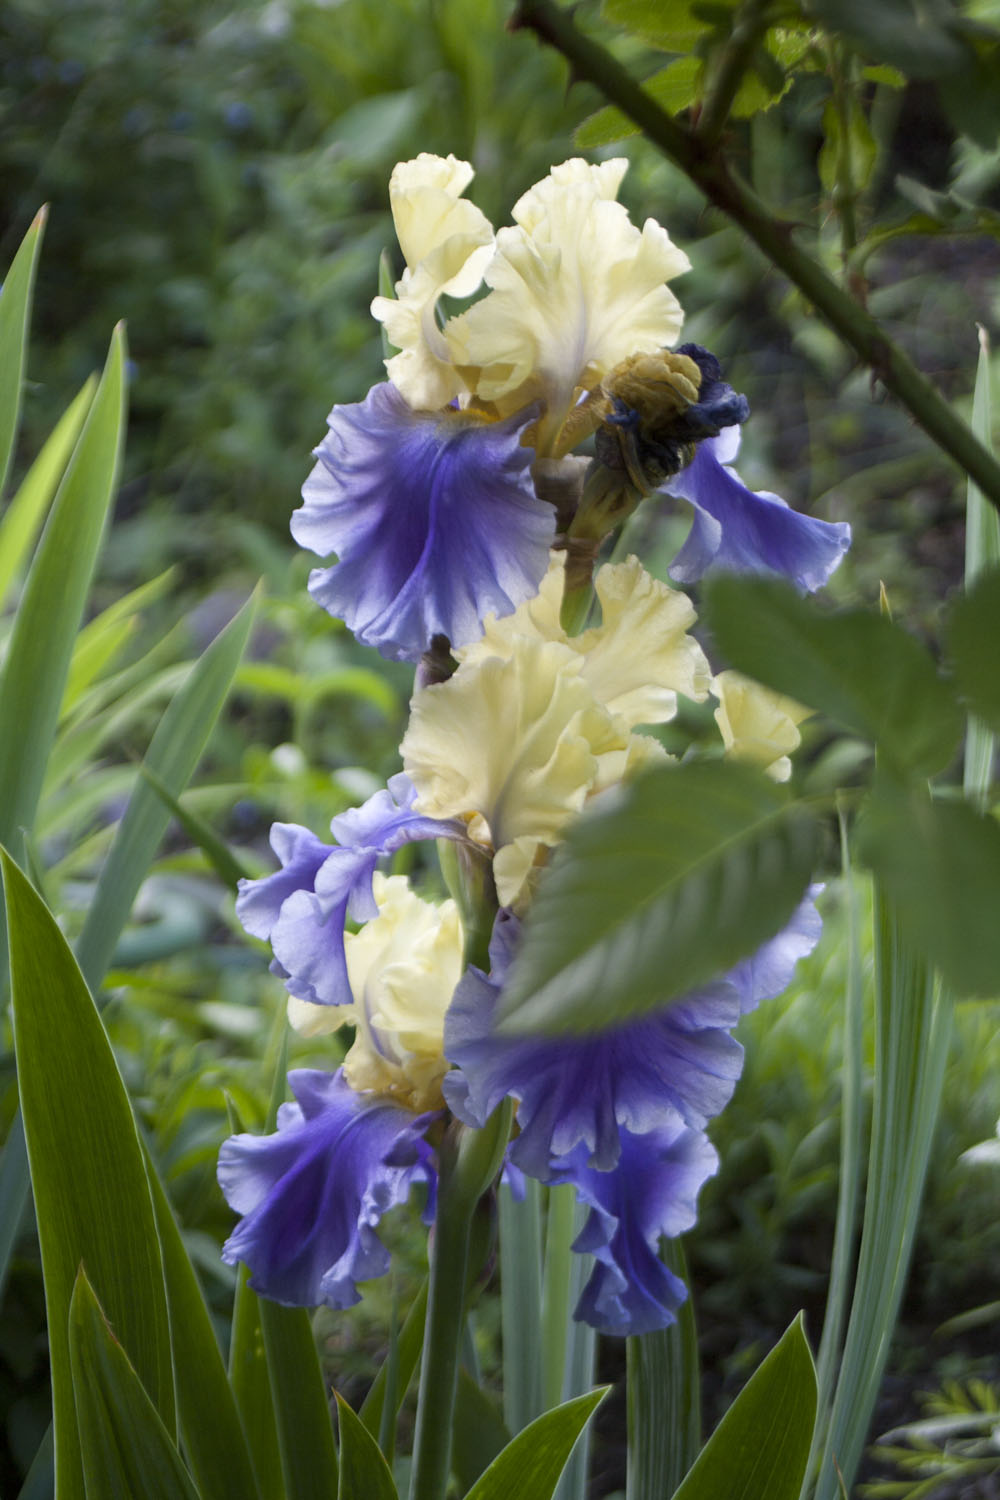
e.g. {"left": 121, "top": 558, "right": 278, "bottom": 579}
{"left": 828, "top": 40, "right": 859, "bottom": 259}
{"left": 696, "top": 0, "right": 773, "bottom": 145}
{"left": 541, "top": 1183, "right": 577, "bottom": 1412}
{"left": 510, "top": 0, "right": 1000, "bottom": 517}
{"left": 409, "top": 1103, "right": 513, "bottom": 1500}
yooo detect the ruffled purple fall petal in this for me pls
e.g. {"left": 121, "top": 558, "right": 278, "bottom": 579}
{"left": 218, "top": 1068, "right": 437, "bottom": 1309}
{"left": 234, "top": 773, "right": 464, "bottom": 1007}
{"left": 665, "top": 429, "right": 851, "bottom": 592}
{"left": 292, "top": 383, "right": 556, "bottom": 661}
{"left": 549, "top": 1124, "right": 718, "bottom": 1336}
{"left": 443, "top": 894, "right": 822, "bottom": 1178}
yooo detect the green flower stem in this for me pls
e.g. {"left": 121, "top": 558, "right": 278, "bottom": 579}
{"left": 409, "top": 1102, "right": 514, "bottom": 1500}
{"left": 540, "top": 1182, "right": 577, "bottom": 1412}
{"left": 695, "top": 0, "right": 774, "bottom": 146}
{"left": 511, "top": 0, "right": 1000, "bottom": 517}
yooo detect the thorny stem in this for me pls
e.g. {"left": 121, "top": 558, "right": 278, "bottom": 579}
{"left": 695, "top": 0, "right": 774, "bottom": 146}
{"left": 510, "top": 0, "right": 1000, "bottom": 519}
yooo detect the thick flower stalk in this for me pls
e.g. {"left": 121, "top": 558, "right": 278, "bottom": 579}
{"left": 219, "top": 151, "right": 845, "bottom": 1500}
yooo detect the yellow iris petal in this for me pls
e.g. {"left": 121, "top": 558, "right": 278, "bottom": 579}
{"left": 712, "top": 670, "right": 811, "bottom": 782}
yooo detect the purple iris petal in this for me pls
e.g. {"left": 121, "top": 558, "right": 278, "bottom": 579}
{"left": 549, "top": 1125, "right": 718, "bottom": 1336}
{"left": 292, "top": 383, "right": 556, "bottom": 661}
{"left": 218, "top": 1068, "right": 437, "bottom": 1308}
{"left": 665, "top": 430, "right": 851, "bottom": 592}
{"left": 235, "top": 773, "right": 463, "bottom": 1008}
{"left": 444, "top": 895, "right": 822, "bottom": 1178}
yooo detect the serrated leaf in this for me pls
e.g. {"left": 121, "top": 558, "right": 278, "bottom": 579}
{"left": 0, "top": 207, "right": 46, "bottom": 497}
{"left": 704, "top": 576, "right": 963, "bottom": 779}
{"left": 68, "top": 1270, "right": 200, "bottom": 1500}
{"left": 495, "top": 761, "right": 819, "bottom": 1038}
{"left": 857, "top": 781, "right": 1000, "bottom": 997}
{"left": 602, "top": 0, "right": 718, "bottom": 50}
{"left": 672, "top": 1315, "right": 816, "bottom": 1499}
{"left": 948, "top": 566, "right": 1000, "bottom": 735}
{"left": 3, "top": 850, "right": 174, "bottom": 1500}
{"left": 463, "top": 1388, "right": 608, "bottom": 1500}
{"left": 576, "top": 58, "right": 700, "bottom": 146}
{"left": 336, "top": 1394, "right": 398, "bottom": 1500}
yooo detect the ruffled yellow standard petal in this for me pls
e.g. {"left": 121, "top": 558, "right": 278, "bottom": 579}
{"left": 446, "top": 158, "right": 690, "bottom": 454}
{"left": 371, "top": 153, "right": 494, "bottom": 410}
{"left": 712, "top": 670, "right": 811, "bottom": 782}
{"left": 403, "top": 636, "right": 629, "bottom": 905}
{"left": 288, "top": 874, "right": 463, "bottom": 1111}
{"left": 459, "top": 553, "right": 710, "bottom": 729}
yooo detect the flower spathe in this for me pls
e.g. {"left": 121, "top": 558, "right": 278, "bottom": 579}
{"left": 235, "top": 773, "right": 463, "bottom": 1008}
{"left": 294, "top": 385, "right": 555, "bottom": 661}
{"left": 218, "top": 1068, "right": 437, "bottom": 1309}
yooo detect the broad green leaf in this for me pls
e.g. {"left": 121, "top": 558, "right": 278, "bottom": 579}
{"left": 260, "top": 1297, "right": 339, "bottom": 1499}
{"left": 463, "top": 1388, "right": 608, "bottom": 1500}
{"left": 147, "top": 1165, "right": 262, "bottom": 1500}
{"left": 576, "top": 59, "right": 700, "bottom": 147}
{"left": 359, "top": 1279, "right": 428, "bottom": 1436}
{"left": 69, "top": 1269, "right": 200, "bottom": 1500}
{"left": 336, "top": 1394, "right": 398, "bottom": 1500}
{"left": 602, "top": 0, "right": 730, "bottom": 50}
{"left": 453, "top": 1369, "right": 511, "bottom": 1493}
{"left": 3, "top": 850, "right": 174, "bottom": 1500}
{"left": 0, "top": 376, "right": 96, "bottom": 609}
{"left": 0, "top": 207, "right": 46, "bottom": 497}
{"left": 704, "top": 576, "right": 963, "bottom": 779}
{"left": 671, "top": 1316, "right": 815, "bottom": 1500}
{"left": 495, "top": 761, "right": 819, "bottom": 1037}
{"left": 857, "top": 781, "right": 1000, "bottom": 997}
{"left": 0, "top": 325, "right": 126, "bottom": 850}
{"left": 74, "top": 587, "right": 257, "bottom": 987}
{"left": 949, "top": 567, "right": 1000, "bottom": 737}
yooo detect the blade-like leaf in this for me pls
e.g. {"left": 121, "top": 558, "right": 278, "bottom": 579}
{"left": 74, "top": 587, "right": 258, "bottom": 988}
{"left": 0, "top": 376, "right": 96, "bottom": 609}
{"left": 857, "top": 780, "right": 1000, "bottom": 997}
{"left": 260, "top": 1296, "right": 339, "bottom": 1499}
{"left": 704, "top": 576, "right": 963, "bottom": 779}
{"left": 0, "top": 207, "right": 46, "bottom": 496}
{"left": 336, "top": 1394, "right": 398, "bottom": 1500}
{"left": 69, "top": 1269, "right": 200, "bottom": 1500}
{"left": 359, "top": 1279, "right": 428, "bottom": 1437}
{"left": 962, "top": 328, "right": 999, "bottom": 802}
{"left": 229, "top": 1268, "right": 284, "bottom": 1500}
{"left": 495, "top": 761, "right": 819, "bottom": 1037}
{"left": 626, "top": 1240, "right": 700, "bottom": 1500}
{"left": 463, "top": 1388, "right": 608, "bottom": 1500}
{"left": 3, "top": 850, "right": 174, "bottom": 1500}
{"left": 147, "top": 1164, "right": 262, "bottom": 1500}
{"left": 949, "top": 567, "right": 1000, "bottom": 738}
{"left": 672, "top": 1316, "right": 816, "bottom": 1500}
{"left": 0, "top": 324, "right": 127, "bottom": 849}
{"left": 453, "top": 1370, "right": 511, "bottom": 1494}
{"left": 137, "top": 762, "right": 252, "bottom": 893}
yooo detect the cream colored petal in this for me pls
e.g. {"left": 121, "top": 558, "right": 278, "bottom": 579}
{"left": 387, "top": 153, "right": 491, "bottom": 270}
{"left": 286, "top": 994, "right": 352, "bottom": 1038}
{"left": 576, "top": 557, "right": 711, "bottom": 726}
{"left": 342, "top": 874, "right": 463, "bottom": 1110}
{"left": 403, "top": 637, "right": 619, "bottom": 856}
{"left": 712, "top": 670, "right": 811, "bottom": 782}
{"left": 447, "top": 168, "right": 690, "bottom": 452}
{"left": 373, "top": 237, "right": 494, "bottom": 410}
{"left": 511, "top": 157, "right": 630, "bottom": 231}
{"left": 455, "top": 551, "right": 566, "bottom": 666}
